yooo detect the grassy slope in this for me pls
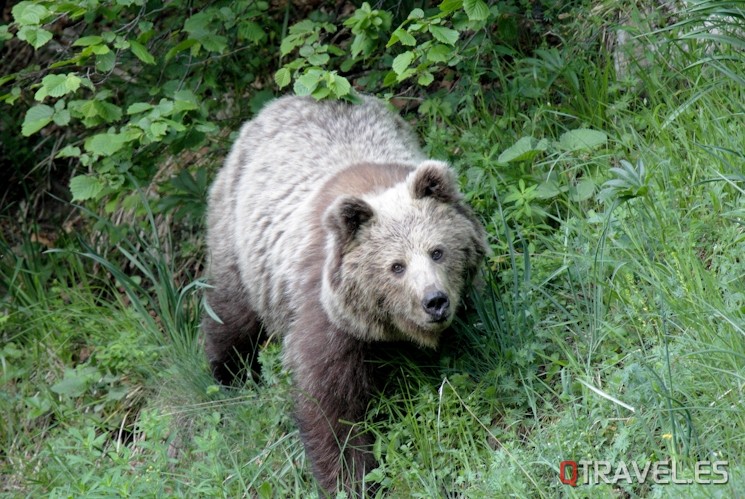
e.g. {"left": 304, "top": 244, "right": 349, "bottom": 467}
{"left": 2, "top": 4, "right": 744, "bottom": 498}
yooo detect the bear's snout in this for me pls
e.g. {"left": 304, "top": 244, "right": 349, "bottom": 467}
{"left": 422, "top": 290, "right": 450, "bottom": 322}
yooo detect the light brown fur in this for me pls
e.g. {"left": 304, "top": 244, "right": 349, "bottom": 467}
{"left": 202, "top": 96, "right": 487, "bottom": 495}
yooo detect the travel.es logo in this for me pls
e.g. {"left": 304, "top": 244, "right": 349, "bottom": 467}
{"left": 559, "top": 459, "right": 729, "bottom": 486}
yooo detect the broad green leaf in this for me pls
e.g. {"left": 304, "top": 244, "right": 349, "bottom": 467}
{"left": 35, "top": 73, "right": 82, "bottom": 101}
{"left": 69, "top": 175, "right": 104, "bottom": 201}
{"left": 0, "top": 25, "right": 12, "bottom": 42}
{"left": 417, "top": 71, "right": 434, "bottom": 86}
{"left": 173, "top": 90, "right": 199, "bottom": 113}
{"left": 311, "top": 86, "right": 331, "bottom": 100}
{"left": 195, "top": 121, "right": 219, "bottom": 134}
{"left": 63, "top": 74, "right": 82, "bottom": 94}
{"left": 4, "top": 86, "right": 21, "bottom": 105}
{"left": 162, "top": 118, "right": 185, "bottom": 133}
{"left": 94, "top": 100, "right": 123, "bottom": 123}
{"left": 127, "top": 102, "right": 153, "bottom": 114}
{"left": 294, "top": 72, "right": 320, "bottom": 96}
{"left": 21, "top": 104, "right": 54, "bottom": 136}
{"left": 280, "top": 33, "right": 302, "bottom": 56}
{"left": 238, "top": 20, "right": 265, "bottom": 43}
{"left": 56, "top": 145, "right": 81, "bottom": 158}
{"left": 498, "top": 136, "right": 548, "bottom": 163}
{"left": 307, "top": 52, "right": 330, "bottom": 66}
{"left": 95, "top": 51, "right": 116, "bottom": 72}
{"left": 429, "top": 25, "right": 459, "bottom": 45}
{"left": 408, "top": 8, "right": 424, "bottom": 20}
{"left": 427, "top": 44, "right": 452, "bottom": 62}
{"left": 73, "top": 35, "right": 104, "bottom": 47}
{"left": 0, "top": 74, "right": 17, "bottom": 88}
{"left": 79, "top": 77, "right": 95, "bottom": 91}
{"left": 293, "top": 80, "right": 312, "bottom": 96}
{"left": 328, "top": 73, "right": 351, "bottom": 97}
{"left": 396, "top": 68, "right": 416, "bottom": 82}
{"left": 559, "top": 128, "right": 607, "bottom": 151}
{"left": 150, "top": 121, "right": 168, "bottom": 138}
{"left": 106, "top": 385, "right": 129, "bottom": 402}
{"left": 84, "top": 132, "right": 128, "bottom": 156}
{"left": 50, "top": 373, "right": 88, "bottom": 397}
{"left": 274, "top": 68, "right": 292, "bottom": 88}
{"left": 439, "top": 0, "right": 463, "bottom": 13}
{"left": 256, "top": 481, "right": 273, "bottom": 499}
{"left": 365, "top": 467, "right": 385, "bottom": 483}
{"left": 184, "top": 11, "right": 210, "bottom": 38}
{"left": 70, "top": 99, "right": 123, "bottom": 126}
{"left": 349, "top": 34, "right": 368, "bottom": 58}
{"left": 392, "top": 28, "right": 416, "bottom": 47}
{"left": 218, "top": 6, "right": 236, "bottom": 25}
{"left": 129, "top": 40, "right": 155, "bottom": 64}
{"left": 164, "top": 39, "right": 197, "bottom": 62}
{"left": 154, "top": 99, "right": 174, "bottom": 116}
{"left": 53, "top": 109, "right": 70, "bottom": 126}
{"left": 12, "top": 2, "right": 50, "bottom": 25}
{"left": 69, "top": 99, "right": 105, "bottom": 124}
{"left": 120, "top": 127, "right": 143, "bottom": 142}
{"left": 535, "top": 180, "right": 563, "bottom": 199}
{"left": 90, "top": 44, "right": 110, "bottom": 55}
{"left": 298, "top": 45, "right": 317, "bottom": 58}
{"left": 289, "top": 19, "right": 317, "bottom": 35}
{"left": 201, "top": 34, "right": 227, "bottom": 53}
{"left": 382, "top": 70, "right": 398, "bottom": 87}
{"left": 16, "top": 25, "right": 52, "bottom": 49}
{"left": 184, "top": 12, "right": 227, "bottom": 53}
{"left": 464, "top": 0, "right": 490, "bottom": 21}
{"left": 392, "top": 51, "right": 415, "bottom": 75}
{"left": 34, "top": 75, "right": 62, "bottom": 101}
{"left": 161, "top": 118, "right": 185, "bottom": 133}
{"left": 569, "top": 178, "right": 596, "bottom": 202}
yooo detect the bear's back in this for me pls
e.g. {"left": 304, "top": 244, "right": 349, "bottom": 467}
{"left": 207, "top": 96, "right": 425, "bottom": 335}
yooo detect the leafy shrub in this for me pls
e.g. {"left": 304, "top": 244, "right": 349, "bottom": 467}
{"left": 0, "top": 0, "right": 578, "bottom": 226}
{"left": 1, "top": 0, "right": 278, "bottom": 220}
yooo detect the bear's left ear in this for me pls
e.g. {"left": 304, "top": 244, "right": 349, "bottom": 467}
{"left": 408, "top": 160, "right": 462, "bottom": 203}
{"left": 323, "top": 196, "right": 375, "bottom": 247}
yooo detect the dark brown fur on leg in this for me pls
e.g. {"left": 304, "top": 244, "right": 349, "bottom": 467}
{"left": 203, "top": 277, "right": 265, "bottom": 385}
{"left": 288, "top": 314, "right": 379, "bottom": 496}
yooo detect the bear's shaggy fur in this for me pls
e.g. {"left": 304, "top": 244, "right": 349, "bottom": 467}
{"left": 203, "top": 95, "right": 487, "bottom": 494}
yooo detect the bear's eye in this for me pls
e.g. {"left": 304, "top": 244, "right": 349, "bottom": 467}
{"left": 431, "top": 248, "right": 444, "bottom": 261}
{"left": 391, "top": 262, "right": 406, "bottom": 274}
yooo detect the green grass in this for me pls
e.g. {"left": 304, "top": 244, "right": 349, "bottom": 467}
{"left": 2, "top": 2, "right": 745, "bottom": 497}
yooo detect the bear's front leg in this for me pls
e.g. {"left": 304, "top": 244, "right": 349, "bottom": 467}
{"left": 287, "top": 325, "right": 378, "bottom": 496}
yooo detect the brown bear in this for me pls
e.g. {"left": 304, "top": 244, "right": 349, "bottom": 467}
{"left": 202, "top": 95, "right": 487, "bottom": 495}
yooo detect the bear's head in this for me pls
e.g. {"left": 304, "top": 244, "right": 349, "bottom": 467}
{"left": 321, "top": 161, "right": 488, "bottom": 348}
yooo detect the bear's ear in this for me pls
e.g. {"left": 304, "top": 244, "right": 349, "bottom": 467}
{"left": 408, "top": 160, "right": 462, "bottom": 203}
{"left": 324, "top": 196, "right": 374, "bottom": 246}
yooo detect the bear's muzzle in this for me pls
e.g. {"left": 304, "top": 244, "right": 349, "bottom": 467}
{"left": 421, "top": 290, "right": 450, "bottom": 322}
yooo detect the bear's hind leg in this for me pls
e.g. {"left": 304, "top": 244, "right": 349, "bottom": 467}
{"left": 203, "top": 279, "right": 265, "bottom": 385}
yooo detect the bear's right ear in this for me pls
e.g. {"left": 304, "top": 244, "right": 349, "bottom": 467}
{"left": 408, "top": 160, "right": 462, "bottom": 204}
{"left": 323, "top": 196, "right": 374, "bottom": 247}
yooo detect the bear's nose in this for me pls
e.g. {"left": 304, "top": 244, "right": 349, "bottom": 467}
{"left": 422, "top": 291, "right": 450, "bottom": 322}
